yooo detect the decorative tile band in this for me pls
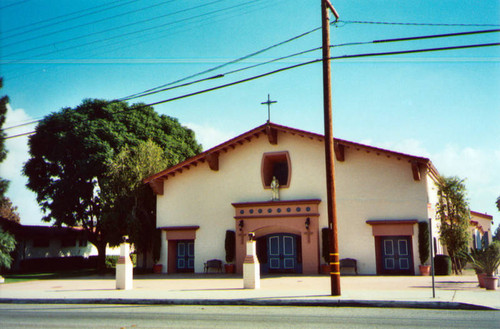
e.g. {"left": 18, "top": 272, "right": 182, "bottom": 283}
{"left": 232, "top": 199, "right": 321, "bottom": 219}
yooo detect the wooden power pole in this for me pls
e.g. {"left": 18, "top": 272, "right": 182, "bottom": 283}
{"left": 321, "top": 0, "right": 341, "bottom": 296}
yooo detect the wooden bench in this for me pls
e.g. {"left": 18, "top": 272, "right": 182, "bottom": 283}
{"left": 340, "top": 258, "right": 358, "bottom": 275}
{"left": 204, "top": 259, "right": 223, "bottom": 273}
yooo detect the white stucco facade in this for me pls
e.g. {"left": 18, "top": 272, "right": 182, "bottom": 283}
{"left": 148, "top": 123, "right": 444, "bottom": 275}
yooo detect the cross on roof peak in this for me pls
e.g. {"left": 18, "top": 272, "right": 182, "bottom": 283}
{"left": 261, "top": 94, "right": 277, "bottom": 123}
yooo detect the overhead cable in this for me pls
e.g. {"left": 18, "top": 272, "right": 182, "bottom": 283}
{"left": 5, "top": 42, "right": 499, "bottom": 138}
{"left": 338, "top": 20, "right": 500, "bottom": 27}
{"left": 118, "top": 47, "right": 322, "bottom": 102}
{"left": 2, "top": 0, "right": 176, "bottom": 47}
{"left": 2, "top": 0, "right": 226, "bottom": 59}
{"left": 119, "top": 29, "right": 500, "bottom": 101}
{"left": 0, "top": 0, "right": 30, "bottom": 11}
{"left": 1, "top": 0, "right": 136, "bottom": 38}
{"left": 119, "top": 26, "right": 321, "bottom": 100}
{"left": 142, "top": 42, "right": 500, "bottom": 107}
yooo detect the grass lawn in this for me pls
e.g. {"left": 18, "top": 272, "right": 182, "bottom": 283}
{"left": 2, "top": 269, "right": 100, "bottom": 284}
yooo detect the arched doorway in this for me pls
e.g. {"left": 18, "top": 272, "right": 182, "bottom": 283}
{"left": 232, "top": 199, "right": 321, "bottom": 275}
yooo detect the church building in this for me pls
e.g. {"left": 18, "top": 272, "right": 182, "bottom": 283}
{"left": 145, "top": 122, "right": 458, "bottom": 275}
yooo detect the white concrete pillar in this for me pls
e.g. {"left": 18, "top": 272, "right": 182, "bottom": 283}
{"left": 116, "top": 240, "right": 133, "bottom": 290}
{"left": 243, "top": 233, "right": 260, "bottom": 289}
{"left": 159, "top": 230, "right": 168, "bottom": 273}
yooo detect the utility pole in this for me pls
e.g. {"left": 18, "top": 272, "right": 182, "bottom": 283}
{"left": 321, "top": 0, "right": 341, "bottom": 296}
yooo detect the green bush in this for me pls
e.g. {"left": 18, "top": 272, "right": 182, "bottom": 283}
{"left": 105, "top": 254, "right": 137, "bottom": 268}
{"left": 434, "top": 255, "right": 452, "bottom": 275}
{"left": 225, "top": 230, "right": 236, "bottom": 263}
{"left": 418, "top": 221, "right": 430, "bottom": 265}
{"left": 468, "top": 241, "right": 500, "bottom": 276}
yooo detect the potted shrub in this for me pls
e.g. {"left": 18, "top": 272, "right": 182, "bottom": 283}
{"left": 469, "top": 248, "right": 486, "bottom": 287}
{"left": 320, "top": 228, "right": 330, "bottom": 274}
{"left": 152, "top": 264, "right": 163, "bottom": 274}
{"left": 418, "top": 222, "right": 431, "bottom": 276}
{"left": 468, "top": 241, "right": 500, "bottom": 290}
{"left": 224, "top": 230, "right": 236, "bottom": 273}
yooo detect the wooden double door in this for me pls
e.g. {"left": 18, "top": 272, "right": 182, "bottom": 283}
{"left": 257, "top": 233, "right": 302, "bottom": 273}
{"left": 176, "top": 240, "right": 194, "bottom": 273}
{"left": 380, "top": 236, "right": 414, "bottom": 275}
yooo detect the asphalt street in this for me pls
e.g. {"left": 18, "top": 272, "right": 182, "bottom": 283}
{"left": 0, "top": 304, "right": 499, "bottom": 329}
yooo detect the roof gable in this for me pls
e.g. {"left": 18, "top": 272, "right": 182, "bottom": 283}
{"left": 144, "top": 122, "right": 438, "bottom": 189}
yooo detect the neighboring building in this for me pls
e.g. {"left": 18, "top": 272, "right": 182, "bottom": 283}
{"left": 145, "top": 122, "right": 452, "bottom": 275}
{"left": 0, "top": 217, "right": 121, "bottom": 272}
{"left": 0, "top": 217, "right": 92, "bottom": 272}
{"left": 470, "top": 211, "right": 493, "bottom": 250}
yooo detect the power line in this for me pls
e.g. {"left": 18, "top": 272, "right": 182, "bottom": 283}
{"left": 2, "top": 0, "right": 260, "bottom": 71}
{"left": 338, "top": 20, "right": 500, "bottom": 27}
{"left": 1, "top": 0, "right": 136, "bottom": 37}
{"left": 118, "top": 47, "right": 322, "bottom": 102}
{"left": 4, "top": 41, "right": 499, "bottom": 138}
{"left": 5, "top": 131, "right": 35, "bottom": 139}
{"left": 2, "top": 0, "right": 272, "bottom": 80}
{"left": 2, "top": 0, "right": 226, "bottom": 59}
{"left": 2, "top": 0, "right": 176, "bottom": 48}
{"left": 334, "top": 42, "right": 500, "bottom": 60}
{"left": 119, "top": 29, "right": 500, "bottom": 102}
{"left": 119, "top": 26, "right": 322, "bottom": 101}
{"left": 2, "top": 119, "right": 40, "bottom": 130}
{"left": 142, "top": 42, "right": 500, "bottom": 107}
{"left": 373, "top": 29, "right": 500, "bottom": 43}
{"left": 0, "top": 0, "right": 30, "bottom": 11}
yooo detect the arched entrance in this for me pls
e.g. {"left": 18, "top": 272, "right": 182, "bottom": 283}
{"left": 232, "top": 199, "right": 321, "bottom": 275}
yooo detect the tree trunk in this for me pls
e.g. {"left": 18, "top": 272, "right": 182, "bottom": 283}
{"left": 96, "top": 241, "right": 107, "bottom": 271}
{"left": 142, "top": 248, "right": 148, "bottom": 270}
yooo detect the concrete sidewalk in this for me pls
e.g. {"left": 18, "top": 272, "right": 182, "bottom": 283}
{"left": 1, "top": 274, "right": 499, "bottom": 310}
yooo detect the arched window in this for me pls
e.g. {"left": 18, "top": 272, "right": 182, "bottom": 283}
{"left": 261, "top": 151, "right": 291, "bottom": 188}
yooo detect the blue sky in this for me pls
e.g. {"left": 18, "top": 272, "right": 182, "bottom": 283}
{"left": 1, "top": 0, "right": 499, "bottom": 232}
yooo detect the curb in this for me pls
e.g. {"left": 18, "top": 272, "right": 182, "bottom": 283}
{"left": 0, "top": 298, "right": 496, "bottom": 311}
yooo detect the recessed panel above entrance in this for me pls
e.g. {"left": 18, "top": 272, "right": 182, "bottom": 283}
{"left": 232, "top": 199, "right": 321, "bottom": 219}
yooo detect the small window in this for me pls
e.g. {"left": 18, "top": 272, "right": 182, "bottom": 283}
{"left": 61, "top": 237, "right": 77, "bottom": 248}
{"left": 33, "top": 238, "right": 50, "bottom": 248}
{"left": 261, "top": 151, "right": 291, "bottom": 188}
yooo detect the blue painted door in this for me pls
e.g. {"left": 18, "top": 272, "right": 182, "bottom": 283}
{"left": 267, "top": 234, "right": 298, "bottom": 273}
{"left": 381, "top": 236, "right": 413, "bottom": 275}
{"left": 176, "top": 240, "right": 194, "bottom": 272}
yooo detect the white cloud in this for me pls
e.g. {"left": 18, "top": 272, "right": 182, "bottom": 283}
{"left": 185, "top": 122, "right": 235, "bottom": 150}
{"left": 432, "top": 144, "right": 500, "bottom": 218}
{"left": 359, "top": 139, "right": 373, "bottom": 146}
{"left": 2, "top": 105, "right": 32, "bottom": 179}
{"left": 378, "top": 138, "right": 431, "bottom": 158}
{"left": 370, "top": 138, "right": 499, "bottom": 224}
{"left": 1, "top": 105, "right": 45, "bottom": 225}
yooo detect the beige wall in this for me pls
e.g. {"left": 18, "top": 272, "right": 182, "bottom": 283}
{"left": 470, "top": 212, "right": 493, "bottom": 249}
{"left": 156, "top": 130, "right": 431, "bottom": 274}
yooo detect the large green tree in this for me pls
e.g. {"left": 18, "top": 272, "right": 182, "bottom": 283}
{"left": 494, "top": 196, "right": 500, "bottom": 242}
{"left": 0, "top": 197, "right": 21, "bottom": 224}
{"left": 101, "top": 139, "right": 169, "bottom": 268}
{"left": 0, "top": 227, "right": 16, "bottom": 273}
{"left": 0, "top": 78, "right": 9, "bottom": 198}
{"left": 436, "top": 176, "right": 470, "bottom": 274}
{"left": 24, "top": 99, "right": 201, "bottom": 267}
